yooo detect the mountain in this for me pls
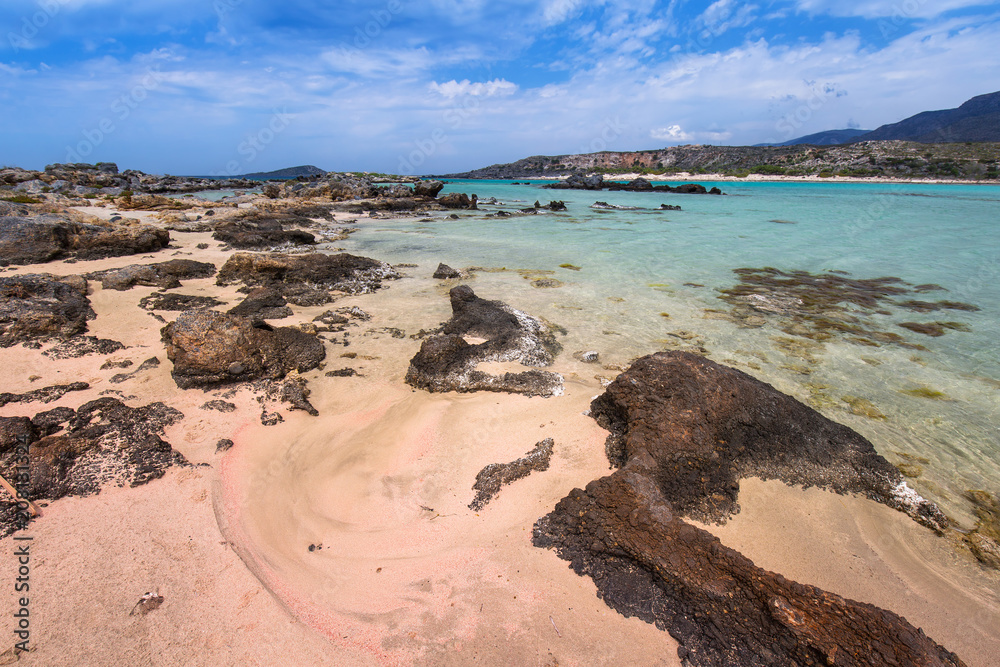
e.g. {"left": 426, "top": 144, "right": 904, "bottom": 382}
{"left": 756, "top": 129, "right": 871, "bottom": 147}
{"left": 857, "top": 91, "right": 1000, "bottom": 143}
{"left": 241, "top": 165, "right": 326, "bottom": 180}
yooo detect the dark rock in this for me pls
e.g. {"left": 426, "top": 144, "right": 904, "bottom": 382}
{"left": 547, "top": 200, "right": 567, "bottom": 211}
{"left": 0, "top": 215, "right": 170, "bottom": 266}
{"left": 325, "top": 368, "right": 358, "bottom": 377}
{"left": 88, "top": 259, "right": 216, "bottom": 291}
{"left": 470, "top": 438, "right": 553, "bottom": 511}
{"left": 438, "top": 192, "right": 473, "bottom": 209}
{"left": 216, "top": 251, "right": 399, "bottom": 296}
{"left": 212, "top": 212, "right": 316, "bottom": 249}
{"left": 899, "top": 322, "right": 946, "bottom": 337}
{"left": 0, "top": 274, "right": 95, "bottom": 347}
{"left": 0, "top": 382, "right": 90, "bottom": 408}
{"left": 161, "top": 310, "right": 325, "bottom": 389}
{"left": 532, "top": 351, "right": 962, "bottom": 667}
{"left": 0, "top": 417, "right": 36, "bottom": 455}
{"left": 260, "top": 409, "right": 283, "bottom": 426}
{"left": 43, "top": 336, "right": 125, "bottom": 359}
{"left": 201, "top": 400, "right": 237, "bottom": 413}
{"left": 660, "top": 204, "right": 682, "bottom": 211}
{"left": 261, "top": 183, "right": 281, "bottom": 199}
{"left": 627, "top": 177, "right": 653, "bottom": 191}
{"left": 279, "top": 376, "right": 318, "bottom": 416}
{"left": 108, "top": 357, "right": 160, "bottom": 384}
{"left": 405, "top": 286, "right": 563, "bottom": 397}
{"left": 1, "top": 398, "right": 185, "bottom": 536}
{"left": 589, "top": 351, "right": 946, "bottom": 530}
{"left": 139, "top": 293, "right": 224, "bottom": 312}
{"left": 433, "top": 263, "right": 462, "bottom": 279}
{"left": 227, "top": 287, "right": 292, "bottom": 322}
{"left": 101, "top": 359, "right": 133, "bottom": 370}
{"left": 414, "top": 180, "right": 445, "bottom": 197}
{"left": 216, "top": 438, "right": 234, "bottom": 452}
{"left": 31, "top": 407, "right": 76, "bottom": 437}
{"left": 533, "top": 467, "right": 964, "bottom": 667}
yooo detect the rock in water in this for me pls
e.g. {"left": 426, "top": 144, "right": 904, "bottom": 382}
{"left": 533, "top": 351, "right": 962, "bottom": 666}
{"left": 414, "top": 180, "right": 445, "bottom": 197}
{"left": 432, "top": 263, "right": 461, "bottom": 279}
{"left": 161, "top": 310, "right": 325, "bottom": 389}
{"left": 405, "top": 286, "right": 563, "bottom": 397}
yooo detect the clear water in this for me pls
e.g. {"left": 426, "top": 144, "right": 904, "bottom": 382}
{"left": 336, "top": 179, "right": 1000, "bottom": 527}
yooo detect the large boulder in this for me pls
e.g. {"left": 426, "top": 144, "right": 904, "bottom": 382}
{"left": 533, "top": 351, "right": 960, "bottom": 666}
{"left": 0, "top": 274, "right": 94, "bottom": 347}
{"left": 437, "top": 192, "right": 478, "bottom": 209}
{"left": 212, "top": 211, "right": 317, "bottom": 249}
{"left": 0, "top": 213, "right": 169, "bottom": 266}
{"left": 161, "top": 309, "right": 325, "bottom": 389}
{"left": 414, "top": 180, "right": 445, "bottom": 197}
{"left": 405, "top": 286, "right": 563, "bottom": 397}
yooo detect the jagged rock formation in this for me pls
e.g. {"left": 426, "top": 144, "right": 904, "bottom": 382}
{"left": 86, "top": 259, "right": 216, "bottom": 291}
{"left": 161, "top": 309, "right": 325, "bottom": 389}
{"left": 216, "top": 251, "right": 399, "bottom": 305}
{"left": 212, "top": 209, "right": 318, "bottom": 249}
{"left": 0, "top": 162, "right": 254, "bottom": 196}
{"left": 470, "top": 438, "right": 554, "bottom": 511}
{"left": 0, "top": 274, "right": 95, "bottom": 347}
{"left": 405, "top": 286, "right": 563, "bottom": 397}
{"left": 0, "top": 398, "right": 187, "bottom": 537}
{"left": 0, "top": 205, "right": 170, "bottom": 266}
{"left": 533, "top": 351, "right": 961, "bottom": 666}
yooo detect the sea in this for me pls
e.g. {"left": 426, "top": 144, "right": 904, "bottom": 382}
{"left": 333, "top": 178, "right": 1000, "bottom": 528}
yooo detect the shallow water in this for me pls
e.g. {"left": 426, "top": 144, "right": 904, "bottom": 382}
{"left": 334, "top": 179, "right": 1000, "bottom": 527}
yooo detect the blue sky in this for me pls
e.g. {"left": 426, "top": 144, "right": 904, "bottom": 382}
{"left": 2, "top": 0, "right": 998, "bottom": 175}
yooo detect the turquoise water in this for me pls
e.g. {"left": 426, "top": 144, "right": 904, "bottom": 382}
{"left": 337, "top": 179, "right": 1000, "bottom": 526}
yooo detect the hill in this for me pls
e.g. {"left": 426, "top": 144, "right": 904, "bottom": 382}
{"left": 241, "top": 165, "right": 326, "bottom": 180}
{"left": 756, "top": 129, "right": 871, "bottom": 147}
{"left": 440, "top": 141, "right": 1000, "bottom": 181}
{"left": 857, "top": 91, "right": 1000, "bottom": 143}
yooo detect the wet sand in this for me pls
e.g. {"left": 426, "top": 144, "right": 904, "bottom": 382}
{"left": 2, "top": 201, "right": 998, "bottom": 665}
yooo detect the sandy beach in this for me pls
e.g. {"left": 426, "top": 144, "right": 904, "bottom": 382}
{"left": 2, "top": 196, "right": 999, "bottom": 666}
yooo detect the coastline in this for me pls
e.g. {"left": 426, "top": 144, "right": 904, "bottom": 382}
{"left": 473, "top": 173, "right": 1000, "bottom": 185}
{"left": 1, "top": 193, "right": 998, "bottom": 665}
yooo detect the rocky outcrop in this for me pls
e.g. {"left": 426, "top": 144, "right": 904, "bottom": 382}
{"left": 546, "top": 176, "right": 723, "bottom": 195}
{"left": 161, "top": 310, "right": 325, "bottom": 389}
{"left": 470, "top": 438, "right": 553, "bottom": 511}
{"left": 437, "top": 193, "right": 478, "bottom": 209}
{"left": 0, "top": 274, "right": 95, "bottom": 347}
{"left": 414, "top": 180, "right": 445, "bottom": 197}
{"left": 139, "top": 293, "right": 224, "bottom": 312}
{"left": 227, "top": 287, "right": 292, "bottom": 322}
{"left": 212, "top": 209, "right": 318, "bottom": 249}
{"left": 0, "top": 382, "right": 90, "bottom": 408}
{"left": 87, "top": 259, "right": 216, "bottom": 291}
{"left": 533, "top": 351, "right": 960, "bottom": 666}
{"left": 405, "top": 286, "right": 563, "bottom": 397}
{"left": 0, "top": 211, "right": 170, "bottom": 266}
{"left": 216, "top": 252, "right": 399, "bottom": 302}
{"left": 0, "top": 398, "right": 187, "bottom": 537}
{"left": 432, "top": 263, "right": 462, "bottom": 279}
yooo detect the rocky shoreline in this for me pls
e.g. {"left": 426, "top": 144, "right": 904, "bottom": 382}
{"left": 1, "top": 163, "right": 998, "bottom": 666}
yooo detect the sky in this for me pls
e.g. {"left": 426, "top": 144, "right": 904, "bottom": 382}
{"left": 1, "top": 0, "right": 999, "bottom": 176}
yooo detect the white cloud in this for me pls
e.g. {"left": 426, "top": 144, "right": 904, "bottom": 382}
{"left": 429, "top": 79, "right": 518, "bottom": 99}
{"left": 650, "top": 125, "right": 691, "bottom": 141}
